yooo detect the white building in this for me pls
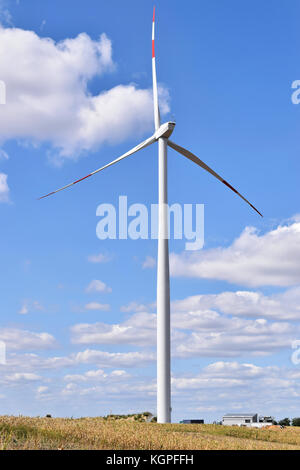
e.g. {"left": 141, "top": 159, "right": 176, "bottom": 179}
{"left": 222, "top": 413, "right": 274, "bottom": 427}
{"left": 222, "top": 413, "right": 258, "bottom": 427}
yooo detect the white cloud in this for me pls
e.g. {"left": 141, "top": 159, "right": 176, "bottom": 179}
{"left": 71, "top": 314, "right": 157, "bottom": 346}
{"left": 64, "top": 368, "right": 130, "bottom": 383}
{"left": 170, "top": 297, "right": 299, "bottom": 357}
{"left": 18, "top": 303, "right": 28, "bottom": 315}
{"left": 170, "top": 221, "right": 300, "bottom": 287}
{"left": 85, "top": 280, "right": 112, "bottom": 293}
{"left": 5, "top": 372, "right": 41, "bottom": 382}
{"left": 0, "top": 328, "right": 56, "bottom": 351}
{"left": 110, "top": 369, "right": 128, "bottom": 377}
{"left": 60, "top": 374, "right": 155, "bottom": 399}
{"left": 0, "top": 172, "right": 9, "bottom": 202}
{"left": 70, "top": 305, "right": 299, "bottom": 358}
{"left": 37, "top": 385, "right": 49, "bottom": 395}
{"left": 120, "top": 301, "right": 153, "bottom": 313}
{"left": 39, "top": 20, "right": 46, "bottom": 32}
{"left": 173, "top": 319, "right": 295, "bottom": 358}
{"left": 142, "top": 256, "right": 156, "bottom": 269}
{"left": 3, "top": 355, "right": 300, "bottom": 420}
{"left": 42, "top": 360, "right": 300, "bottom": 418}
{"left": 172, "top": 287, "right": 300, "bottom": 321}
{"left": 84, "top": 302, "right": 110, "bottom": 311}
{"left": 87, "top": 253, "right": 110, "bottom": 263}
{"left": 73, "top": 349, "right": 155, "bottom": 368}
{"left": 172, "top": 361, "right": 286, "bottom": 395}
{"left": 5, "top": 349, "right": 155, "bottom": 372}
{"left": 0, "top": 25, "right": 169, "bottom": 160}
{"left": 171, "top": 361, "right": 300, "bottom": 417}
{"left": 0, "top": 149, "right": 8, "bottom": 160}
{"left": 18, "top": 299, "right": 44, "bottom": 315}
{"left": 61, "top": 383, "right": 77, "bottom": 396}
{"left": 0, "top": 1, "right": 12, "bottom": 26}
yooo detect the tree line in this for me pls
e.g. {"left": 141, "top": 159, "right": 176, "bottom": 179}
{"left": 275, "top": 417, "right": 300, "bottom": 427}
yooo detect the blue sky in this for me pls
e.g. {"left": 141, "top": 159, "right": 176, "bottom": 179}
{"left": 0, "top": 0, "right": 300, "bottom": 422}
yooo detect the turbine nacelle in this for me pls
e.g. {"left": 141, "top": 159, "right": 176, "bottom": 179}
{"left": 154, "top": 121, "right": 176, "bottom": 140}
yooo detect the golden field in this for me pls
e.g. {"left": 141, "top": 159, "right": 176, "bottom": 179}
{"left": 1, "top": 416, "right": 300, "bottom": 450}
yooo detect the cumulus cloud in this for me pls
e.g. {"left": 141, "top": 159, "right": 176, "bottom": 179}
{"left": 73, "top": 349, "right": 155, "bottom": 368}
{"left": 170, "top": 295, "right": 300, "bottom": 357}
{"left": 0, "top": 149, "right": 8, "bottom": 160}
{"left": 18, "top": 299, "right": 44, "bottom": 315}
{"left": 172, "top": 287, "right": 300, "bottom": 321}
{"left": 60, "top": 371, "right": 156, "bottom": 399}
{"left": 84, "top": 302, "right": 110, "bottom": 311}
{"left": 120, "top": 301, "right": 154, "bottom": 313}
{"left": 85, "top": 280, "right": 112, "bottom": 293}
{"left": 0, "top": 172, "right": 9, "bottom": 202}
{"left": 5, "top": 372, "right": 41, "bottom": 382}
{"left": 0, "top": 25, "right": 169, "bottom": 160}
{"left": 173, "top": 318, "right": 295, "bottom": 358}
{"left": 36, "top": 385, "right": 49, "bottom": 395}
{"left": 4, "top": 349, "right": 155, "bottom": 372}
{"left": 18, "top": 304, "right": 28, "bottom": 315}
{"left": 0, "top": 1, "right": 12, "bottom": 26}
{"left": 171, "top": 361, "right": 300, "bottom": 418}
{"left": 0, "top": 328, "right": 56, "bottom": 351}
{"left": 28, "top": 359, "right": 300, "bottom": 418}
{"left": 70, "top": 313, "right": 157, "bottom": 346}
{"left": 142, "top": 256, "right": 156, "bottom": 269}
{"left": 64, "top": 368, "right": 130, "bottom": 383}
{"left": 170, "top": 221, "right": 300, "bottom": 287}
{"left": 3, "top": 356, "right": 300, "bottom": 419}
{"left": 87, "top": 253, "right": 111, "bottom": 263}
{"left": 172, "top": 361, "right": 287, "bottom": 395}
{"left": 70, "top": 304, "right": 299, "bottom": 358}
{"left": 61, "top": 379, "right": 143, "bottom": 398}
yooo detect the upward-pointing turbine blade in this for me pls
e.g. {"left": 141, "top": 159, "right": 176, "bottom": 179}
{"left": 39, "top": 135, "right": 156, "bottom": 199}
{"left": 168, "top": 140, "right": 262, "bottom": 217}
{"left": 152, "top": 6, "right": 160, "bottom": 131}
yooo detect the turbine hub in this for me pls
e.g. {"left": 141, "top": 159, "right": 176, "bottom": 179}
{"left": 155, "top": 121, "right": 176, "bottom": 140}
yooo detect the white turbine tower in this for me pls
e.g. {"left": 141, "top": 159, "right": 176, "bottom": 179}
{"left": 40, "top": 7, "right": 262, "bottom": 424}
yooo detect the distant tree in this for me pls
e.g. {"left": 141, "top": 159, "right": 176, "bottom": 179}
{"left": 278, "top": 418, "right": 290, "bottom": 426}
{"left": 272, "top": 420, "right": 278, "bottom": 425}
{"left": 292, "top": 418, "right": 300, "bottom": 427}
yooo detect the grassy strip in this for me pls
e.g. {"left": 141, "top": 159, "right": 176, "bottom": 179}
{"left": 0, "top": 422, "right": 82, "bottom": 450}
{"left": 169, "top": 424, "right": 300, "bottom": 447}
{"left": 1, "top": 418, "right": 300, "bottom": 450}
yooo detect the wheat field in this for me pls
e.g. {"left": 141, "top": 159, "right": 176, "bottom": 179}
{"left": 1, "top": 415, "right": 300, "bottom": 450}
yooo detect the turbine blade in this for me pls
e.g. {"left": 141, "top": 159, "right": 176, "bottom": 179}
{"left": 152, "top": 6, "right": 160, "bottom": 130}
{"left": 39, "top": 135, "right": 156, "bottom": 199}
{"left": 168, "top": 140, "right": 262, "bottom": 217}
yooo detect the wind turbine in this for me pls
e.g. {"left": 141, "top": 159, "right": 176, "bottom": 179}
{"left": 40, "top": 7, "right": 262, "bottom": 423}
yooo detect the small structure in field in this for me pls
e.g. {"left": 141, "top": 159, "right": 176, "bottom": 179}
{"left": 180, "top": 419, "right": 204, "bottom": 424}
{"left": 253, "top": 416, "right": 275, "bottom": 428}
{"left": 222, "top": 413, "right": 274, "bottom": 427}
